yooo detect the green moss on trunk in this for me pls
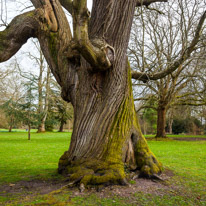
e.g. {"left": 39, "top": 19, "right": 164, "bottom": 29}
{"left": 58, "top": 61, "right": 162, "bottom": 186}
{"left": 127, "top": 62, "right": 163, "bottom": 177}
{"left": 48, "top": 32, "right": 58, "bottom": 64}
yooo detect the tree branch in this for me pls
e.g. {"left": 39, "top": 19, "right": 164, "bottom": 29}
{"left": 132, "top": 10, "right": 206, "bottom": 82}
{"left": 0, "top": 11, "right": 40, "bottom": 62}
{"left": 136, "top": 105, "right": 157, "bottom": 112}
{"left": 174, "top": 102, "right": 205, "bottom": 106}
{"left": 145, "top": 6, "right": 165, "bottom": 15}
{"left": 72, "top": 0, "right": 115, "bottom": 71}
{"left": 136, "top": 0, "right": 168, "bottom": 7}
{"left": 30, "top": 0, "right": 43, "bottom": 8}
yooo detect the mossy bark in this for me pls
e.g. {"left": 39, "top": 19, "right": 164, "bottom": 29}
{"left": 56, "top": 0, "right": 162, "bottom": 186}
{"left": 58, "top": 64, "right": 162, "bottom": 185}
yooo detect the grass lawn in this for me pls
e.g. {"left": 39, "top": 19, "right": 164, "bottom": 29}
{"left": 148, "top": 140, "right": 206, "bottom": 193}
{"left": 0, "top": 131, "right": 71, "bottom": 183}
{"left": 0, "top": 131, "right": 206, "bottom": 205}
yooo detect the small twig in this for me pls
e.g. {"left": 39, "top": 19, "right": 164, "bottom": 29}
{"left": 146, "top": 5, "right": 165, "bottom": 15}
{"left": 20, "top": 6, "right": 34, "bottom": 12}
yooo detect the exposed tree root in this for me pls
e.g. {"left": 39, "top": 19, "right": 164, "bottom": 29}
{"left": 60, "top": 160, "right": 127, "bottom": 187}
{"left": 59, "top": 156, "right": 162, "bottom": 188}
{"left": 135, "top": 139, "right": 163, "bottom": 178}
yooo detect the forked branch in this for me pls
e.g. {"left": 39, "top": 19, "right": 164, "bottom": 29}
{"left": 132, "top": 11, "right": 206, "bottom": 82}
{"left": 72, "top": 0, "right": 115, "bottom": 71}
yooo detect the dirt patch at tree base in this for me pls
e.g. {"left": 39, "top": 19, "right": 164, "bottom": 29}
{"left": 0, "top": 169, "right": 178, "bottom": 205}
{"left": 69, "top": 169, "right": 176, "bottom": 199}
{"left": 0, "top": 179, "right": 66, "bottom": 197}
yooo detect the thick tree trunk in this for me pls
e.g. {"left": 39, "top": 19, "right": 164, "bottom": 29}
{"left": 9, "top": 117, "right": 14, "bottom": 132}
{"left": 168, "top": 118, "right": 173, "bottom": 134}
{"left": 167, "top": 109, "right": 173, "bottom": 134}
{"left": 37, "top": 50, "right": 44, "bottom": 133}
{"left": 9, "top": 125, "right": 12, "bottom": 132}
{"left": 37, "top": 122, "right": 46, "bottom": 133}
{"left": 58, "top": 120, "right": 64, "bottom": 132}
{"left": 56, "top": 0, "right": 162, "bottom": 185}
{"left": 37, "top": 65, "right": 50, "bottom": 133}
{"left": 28, "top": 124, "right": 31, "bottom": 140}
{"left": 58, "top": 64, "right": 162, "bottom": 185}
{"left": 156, "top": 106, "right": 167, "bottom": 138}
{"left": 37, "top": 99, "right": 48, "bottom": 133}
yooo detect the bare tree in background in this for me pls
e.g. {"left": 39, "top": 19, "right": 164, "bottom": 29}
{"left": 130, "top": 0, "right": 206, "bottom": 137}
{"left": 26, "top": 41, "right": 51, "bottom": 133}
{"left": 48, "top": 78, "right": 73, "bottom": 132}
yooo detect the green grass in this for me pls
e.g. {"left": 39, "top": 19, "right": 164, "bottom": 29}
{"left": 148, "top": 140, "right": 206, "bottom": 180}
{"left": 148, "top": 140, "right": 206, "bottom": 196}
{"left": 0, "top": 132, "right": 206, "bottom": 205}
{"left": 0, "top": 131, "right": 71, "bottom": 183}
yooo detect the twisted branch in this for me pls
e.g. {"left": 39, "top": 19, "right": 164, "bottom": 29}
{"left": 0, "top": 11, "right": 40, "bottom": 62}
